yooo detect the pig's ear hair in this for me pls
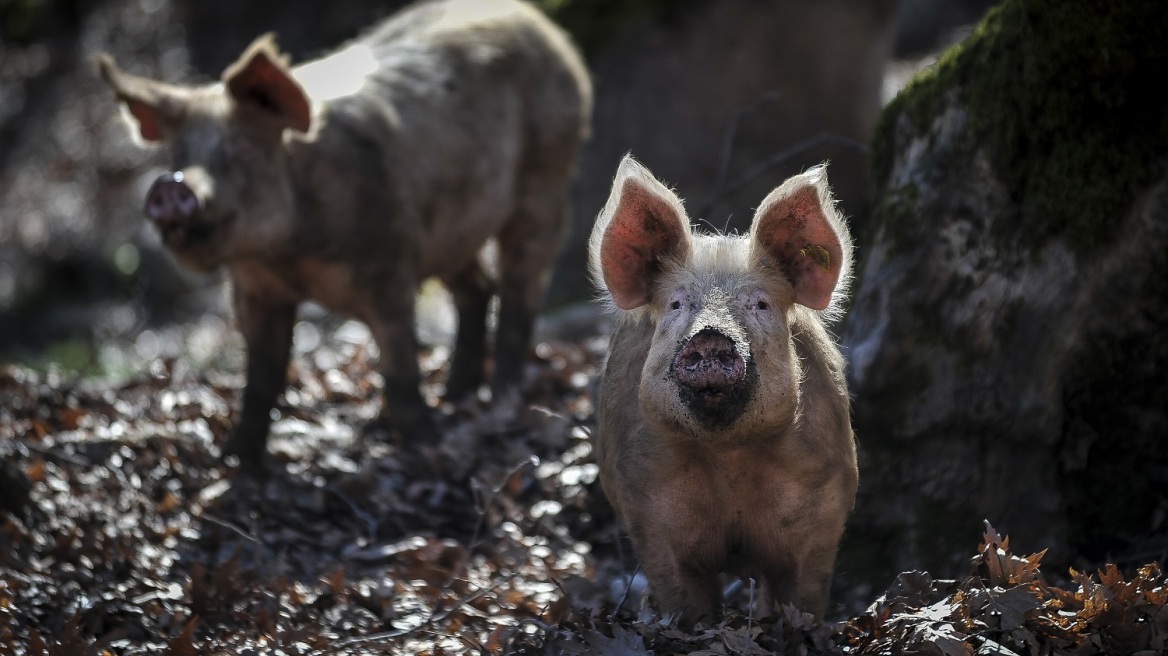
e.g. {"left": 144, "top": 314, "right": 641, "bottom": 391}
{"left": 95, "top": 53, "right": 186, "bottom": 143}
{"left": 589, "top": 154, "right": 692, "bottom": 311}
{"left": 750, "top": 164, "right": 853, "bottom": 315}
{"left": 223, "top": 34, "right": 312, "bottom": 134}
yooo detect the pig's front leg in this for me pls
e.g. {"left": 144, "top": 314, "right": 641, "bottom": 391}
{"left": 442, "top": 259, "right": 493, "bottom": 401}
{"left": 223, "top": 287, "right": 296, "bottom": 469}
{"left": 634, "top": 532, "right": 722, "bottom": 624}
{"left": 366, "top": 287, "right": 437, "bottom": 444}
{"left": 621, "top": 500, "right": 724, "bottom": 623}
{"left": 786, "top": 533, "right": 844, "bottom": 619}
{"left": 756, "top": 528, "right": 841, "bottom": 619}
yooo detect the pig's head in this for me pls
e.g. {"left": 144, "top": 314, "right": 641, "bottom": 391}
{"left": 97, "top": 36, "right": 312, "bottom": 271}
{"left": 590, "top": 155, "right": 851, "bottom": 441}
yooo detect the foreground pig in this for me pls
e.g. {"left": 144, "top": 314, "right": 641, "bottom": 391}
{"left": 590, "top": 156, "right": 858, "bottom": 620}
{"left": 97, "top": 0, "right": 591, "bottom": 466}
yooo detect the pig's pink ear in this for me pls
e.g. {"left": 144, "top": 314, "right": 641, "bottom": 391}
{"left": 750, "top": 166, "right": 852, "bottom": 311}
{"left": 95, "top": 54, "right": 184, "bottom": 142}
{"left": 590, "top": 156, "right": 692, "bottom": 310}
{"left": 223, "top": 35, "right": 312, "bottom": 134}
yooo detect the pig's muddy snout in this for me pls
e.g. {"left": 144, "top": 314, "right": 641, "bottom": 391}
{"left": 671, "top": 328, "right": 754, "bottom": 427}
{"left": 144, "top": 172, "right": 213, "bottom": 246}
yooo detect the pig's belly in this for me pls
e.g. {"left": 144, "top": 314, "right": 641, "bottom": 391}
{"left": 414, "top": 166, "right": 518, "bottom": 279}
{"left": 416, "top": 213, "right": 504, "bottom": 280}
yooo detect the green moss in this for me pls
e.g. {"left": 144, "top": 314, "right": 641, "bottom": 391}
{"left": 869, "top": 183, "right": 922, "bottom": 256}
{"left": 4, "top": 338, "right": 101, "bottom": 377}
{"left": 872, "top": 0, "right": 1168, "bottom": 254}
{"left": 0, "top": 0, "right": 49, "bottom": 43}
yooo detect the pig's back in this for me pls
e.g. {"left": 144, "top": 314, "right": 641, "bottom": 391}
{"left": 307, "top": 0, "right": 589, "bottom": 278}
{"left": 358, "top": 0, "right": 589, "bottom": 137}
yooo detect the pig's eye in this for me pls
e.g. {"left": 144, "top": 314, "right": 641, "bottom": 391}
{"left": 756, "top": 300, "right": 769, "bottom": 310}
{"left": 669, "top": 300, "right": 682, "bottom": 311}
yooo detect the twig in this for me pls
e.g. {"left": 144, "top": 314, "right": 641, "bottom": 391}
{"left": 201, "top": 513, "right": 263, "bottom": 545}
{"left": 467, "top": 456, "right": 539, "bottom": 551}
{"left": 747, "top": 577, "right": 756, "bottom": 636}
{"left": 503, "top": 616, "right": 556, "bottom": 654}
{"left": 326, "top": 483, "right": 379, "bottom": 538}
{"left": 332, "top": 572, "right": 516, "bottom": 649}
{"left": 712, "top": 91, "right": 782, "bottom": 199}
{"left": 332, "top": 455, "right": 536, "bottom": 655}
{"left": 616, "top": 563, "right": 642, "bottom": 615}
{"left": 697, "top": 132, "right": 870, "bottom": 219}
{"left": 21, "top": 440, "right": 90, "bottom": 468}
{"left": 418, "top": 627, "right": 487, "bottom": 655}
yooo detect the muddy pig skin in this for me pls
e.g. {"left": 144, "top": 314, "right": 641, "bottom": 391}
{"left": 97, "top": 0, "right": 592, "bottom": 467}
{"left": 589, "top": 155, "right": 858, "bottom": 621}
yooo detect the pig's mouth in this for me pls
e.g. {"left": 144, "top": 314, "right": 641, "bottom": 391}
{"left": 157, "top": 212, "right": 234, "bottom": 249}
{"left": 159, "top": 218, "right": 217, "bottom": 248}
{"left": 676, "top": 375, "right": 756, "bottom": 428}
{"left": 671, "top": 328, "right": 757, "bottom": 429}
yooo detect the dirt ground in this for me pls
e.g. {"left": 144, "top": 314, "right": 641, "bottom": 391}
{"left": 1, "top": 316, "right": 1166, "bottom": 654}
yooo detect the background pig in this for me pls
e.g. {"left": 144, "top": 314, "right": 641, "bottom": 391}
{"left": 590, "top": 155, "right": 858, "bottom": 620}
{"left": 96, "top": 0, "right": 592, "bottom": 467}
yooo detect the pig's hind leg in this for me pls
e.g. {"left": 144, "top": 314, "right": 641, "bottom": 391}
{"left": 493, "top": 178, "right": 570, "bottom": 402}
{"left": 442, "top": 259, "right": 495, "bottom": 402}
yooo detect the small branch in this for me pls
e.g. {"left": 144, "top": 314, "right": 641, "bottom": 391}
{"left": 503, "top": 617, "right": 556, "bottom": 653}
{"left": 201, "top": 513, "right": 263, "bottom": 545}
{"left": 747, "top": 577, "right": 756, "bottom": 636}
{"left": 326, "top": 484, "right": 379, "bottom": 538}
{"left": 332, "top": 573, "right": 515, "bottom": 649}
{"left": 418, "top": 627, "right": 487, "bottom": 655}
{"left": 616, "top": 563, "right": 642, "bottom": 615}
{"left": 21, "top": 440, "right": 90, "bottom": 468}
{"left": 712, "top": 91, "right": 782, "bottom": 197}
{"left": 467, "top": 455, "right": 539, "bottom": 553}
{"left": 698, "top": 133, "right": 870, "bottom": 219}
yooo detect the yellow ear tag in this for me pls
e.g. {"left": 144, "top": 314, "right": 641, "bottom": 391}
{"left": 800, "top": 245, "right": 831, "bottom": 272}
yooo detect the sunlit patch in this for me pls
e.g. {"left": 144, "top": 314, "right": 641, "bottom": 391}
{"left": 432, "top": 0, "right": 513, "bottom": 28}
{"left": 293, "top": 44, "right": 377, "bottom": 102}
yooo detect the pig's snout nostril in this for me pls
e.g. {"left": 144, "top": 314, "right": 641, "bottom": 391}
{"left": 144, "top": 172, "right": 199, "bottom": 224}
{"left": 672, "top": 329, "right": 747, "bottom": 390}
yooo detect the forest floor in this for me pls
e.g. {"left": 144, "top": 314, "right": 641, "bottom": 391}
{"left": 1, "top": 314, "right": 1166, "bottom": 655}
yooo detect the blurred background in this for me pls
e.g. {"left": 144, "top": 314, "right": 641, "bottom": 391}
{"left": 0, "top": 0, "right": 992, "bottom": 373}
{"left": 9, "top": 0, "right": 1167, "bottom": 605}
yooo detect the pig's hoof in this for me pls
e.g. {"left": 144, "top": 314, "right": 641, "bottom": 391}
{"left": 362, "top": 410, "right": 441, "bottom": 447}
{"left": 443, "top": 377, "right": 484, "bottom": 405}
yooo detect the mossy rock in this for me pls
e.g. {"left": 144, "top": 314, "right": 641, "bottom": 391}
{"left": 872, "top": 0, "right": 1168, "bottom": 254}
{"left": 840, "top": 0, "right": 1168, "bottom": 591}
